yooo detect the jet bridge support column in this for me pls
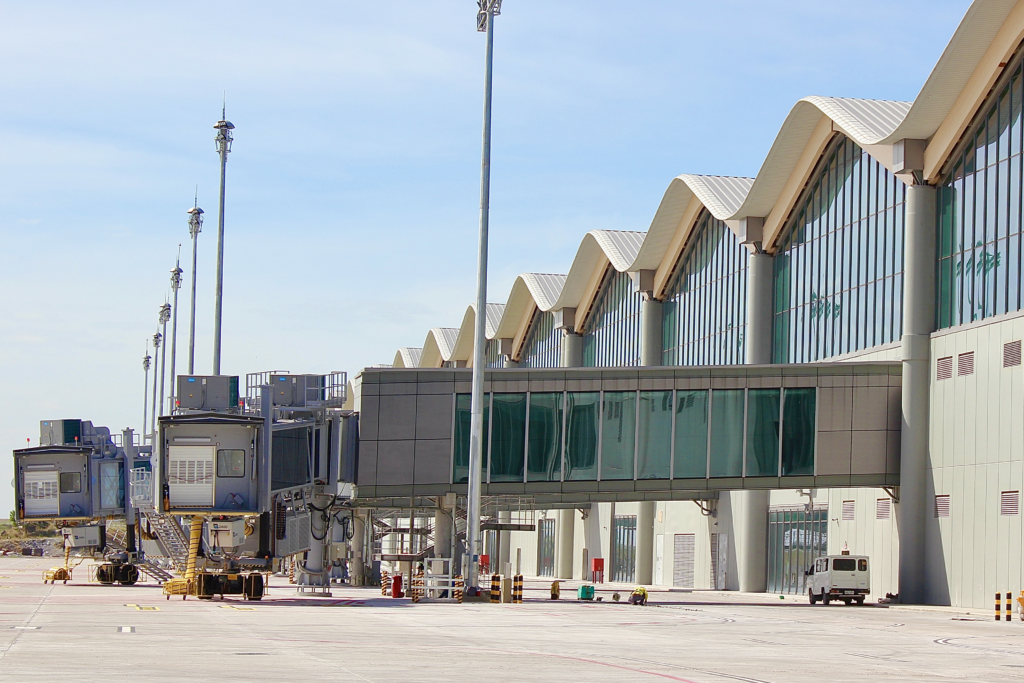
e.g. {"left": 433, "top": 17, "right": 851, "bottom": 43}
{"left": 122, "top": 428, "right": 137, "bottom": 554}
{"left": 636, "top": 294, "right": 661, "bottom": 585}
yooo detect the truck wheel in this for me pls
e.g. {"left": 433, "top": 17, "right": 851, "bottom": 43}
{"left": 808, "top": 589, "right": 817, "bottom": 605}
{"left": 822, "top": 592, "right": 830, "bottom": 605}
{"left": 842, "top": 598, "right": 852, "bottom": 606}
{"left": 855, "top": 597, "right": 864, "bottom": 606}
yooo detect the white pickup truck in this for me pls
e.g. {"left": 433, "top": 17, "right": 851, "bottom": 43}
{"left": 806, "top": 554, "right": 870, "bottom": 605}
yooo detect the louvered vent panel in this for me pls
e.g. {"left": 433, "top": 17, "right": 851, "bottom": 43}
{"left": 935, "top": 495, "right": 951, "bottom": 518}
{"left": 842, "top": 500, "right": 855, "bottom": 521}
{"left": 936, "top": 356, "right": 953, "bottom": 380}
{"left": 958, "top": 352, "right": 974, "bottom": 376}
{"left": 1001, "top": 491, "right": 1020, "bottom": 516}
{"left": 875, "top": 498, "right": 891, "bottom": 520}
{"left": 1004, "top": 341, "right": 1021, "bottom": 368}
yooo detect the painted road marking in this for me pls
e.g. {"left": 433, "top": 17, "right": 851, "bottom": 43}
{"left": 219, "top": 605, "right": 255, "bottom": 611}
{"left": 123, "top": 604, "right": 159, "bottom": 611}
{"left": 118, "top": 626, "right": 135, "bottom": 633}
{"left": 10, "top": 626, "right": 40, "bottom": 630}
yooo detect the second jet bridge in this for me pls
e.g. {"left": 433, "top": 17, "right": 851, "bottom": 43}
{"left": 355, "top": 362, "right": 902, "bottom": 507}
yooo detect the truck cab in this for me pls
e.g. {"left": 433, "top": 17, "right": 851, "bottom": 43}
{"left": 806, "top": 554, "right": 870, "bottom": 605}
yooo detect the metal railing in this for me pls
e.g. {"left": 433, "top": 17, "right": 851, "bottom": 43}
{"left": 130, "top": 469, "right": 154, "bottom": 509}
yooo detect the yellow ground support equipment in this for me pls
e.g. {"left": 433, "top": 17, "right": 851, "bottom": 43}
{"left": 163, "top": 516, "right": 203, "bottom": 600}
{"left": 42, "top": 547, "right": 80, "bottom": 584}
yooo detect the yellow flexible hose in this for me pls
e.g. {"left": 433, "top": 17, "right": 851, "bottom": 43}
{"left": 184, "top": 516, "right": 203, "bottom": 582}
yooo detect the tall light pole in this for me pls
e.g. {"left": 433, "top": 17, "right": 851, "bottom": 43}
{"left": 212, "top": 107, "right": 234, "bottom": 376}
{"left": 158, "top": 303, "right": 171, "bottom": 418}
{"left": 187, "top": 200, "right": 203, "bottom": 375}
{"left": 466, "top": 0, "right": 502, "bottom": 594}
{"left": 169, "top": 257, "right": 183, "bottom": 411}
{"left": 142, "top": 342, "right": 152, "bottom": 442}
{"left": 150, "top": 331, "right": 162, "bottom": 440}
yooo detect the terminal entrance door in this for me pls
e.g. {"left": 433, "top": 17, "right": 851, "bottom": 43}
{"left": 767, "top": 505, "right": 827, "bottom": 595}
{"left": 610, "top": 515, "right": 636, "bottom": 583}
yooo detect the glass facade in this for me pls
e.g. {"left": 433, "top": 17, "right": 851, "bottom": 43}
{"left": 662, "top": 211, "right": 747, "bottom": 366}
{"left": 637, "top": 391, "right": 672, "bottom": 479}
{"left": 485, "top": 339, "right": 503, "bottom": 368}
{"left": 453, "top": 387, "right": 815, "bottom": 483}
{"left": 583, "top": 269, "right": 642, "bottom": 367}
{"left": 527, "top": 392, "right": 563, "bottom": 482}
{"left": 521, "top": 311, "right": 562, "bottom": 368}
{"left": 773, "top": 135, "right": 906, "bottom": 362}
{"left": 601, "top": 391, "right": 636, "bottom": 480}
{"left": 537, "top": 518, "right": 556, "bottom": 577}
{"left": 767, "top": 505, "right": 828, "bottom": 595}
{"left": 938, "top": 48, "right": 1024, "bottom": 328}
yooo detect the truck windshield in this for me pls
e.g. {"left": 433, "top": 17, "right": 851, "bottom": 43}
{"left": 858, "top": 559, "right": 868, "bottom": 571}
{"left": 833, "top": 558, "right": 856, "bottom": 571}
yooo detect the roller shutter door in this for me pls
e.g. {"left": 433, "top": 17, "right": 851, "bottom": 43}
{"left": 167, "top": 446, "right": 215, "bottom": 507}
{"left": 673, "top": 534, "right": 695, "bottom": 588}
{"left": 24, "top": 470, "right": 59, "bottom": 516}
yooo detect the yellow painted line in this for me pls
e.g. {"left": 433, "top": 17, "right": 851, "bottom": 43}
{"left": 219, "top": 605, "right": 255, "bottom": 611}
{"left": 123, "top": 604, "right": 159, "bottom": 611}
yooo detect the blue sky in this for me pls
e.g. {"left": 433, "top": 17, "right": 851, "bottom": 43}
{"left": 0, "top": 0, "right": 971, "bottom": 514}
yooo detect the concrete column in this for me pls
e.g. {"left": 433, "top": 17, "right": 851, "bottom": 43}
{"left": 434, "top": 507, "right": 452, "bottom": 559}
{"left": 640, "top": 298, "right": 663, "bottom": 367}
{"left": 726, "top": 248, "right": 774, "bottom": 593}
{"left": 498, "top": 510, "right": 511, "bottom": 575}
{"left": 562, "top": 332, "right": 583, "bottom": 368}
{"left": 350, "top": 512, "right": 366, "bottom": 586}
{"left": 556, "top": 509, "right": 574, "bottom": 579}
{"left": 635, "top": 502, "right": 655, "bottom": 585}
{"left": 898, "top": 183, "right": 936, "bottom": 605}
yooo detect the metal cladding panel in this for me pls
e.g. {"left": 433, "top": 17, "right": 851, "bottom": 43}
{"left": 277, "top": 512, "right": 311, "bottom": 557}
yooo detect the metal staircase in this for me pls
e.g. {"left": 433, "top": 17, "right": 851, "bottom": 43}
{"left": 140, "top": 512, "right": 190, "bottom": 574}
{"left": 102, "top": 522, "right": 176, "bottom": 583}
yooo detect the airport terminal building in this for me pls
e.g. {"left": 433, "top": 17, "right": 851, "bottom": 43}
{"left": 353, "top": 1, "right": 1024, "bottom": 608}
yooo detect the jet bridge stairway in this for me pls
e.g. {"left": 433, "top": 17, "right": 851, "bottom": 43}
{"left": 102, "top": 522, "right": 176, "bottom": 583}
{"left": 140, "top": 511, "right": 191, "bottom": 574}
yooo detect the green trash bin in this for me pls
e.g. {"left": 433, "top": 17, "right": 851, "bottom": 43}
{"left": 577, "top": 584, "right": 595, "bottom": 601}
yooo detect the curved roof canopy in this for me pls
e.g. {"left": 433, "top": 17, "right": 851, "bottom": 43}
{"left": 451, "top": 302, "right": 506, "bottom": 363}
{"left": 419, "top": 328, "right": 460, "bottom": 368}
{"left": 494, "top": 273, "right": 567, "bottom": 339}
{"left": 550, "top": 230, "right": 646, "bottom": 310}
{"left": 393, "top": 347, "right": 422, "bottom": 369}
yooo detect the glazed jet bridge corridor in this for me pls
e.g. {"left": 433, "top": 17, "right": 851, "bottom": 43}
{"left": 354, "top": 363, "right": 901, "bottom": 507}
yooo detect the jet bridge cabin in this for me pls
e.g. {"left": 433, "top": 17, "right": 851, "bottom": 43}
{"left": 14, "top": 419, "right": 148, "bottom": 520}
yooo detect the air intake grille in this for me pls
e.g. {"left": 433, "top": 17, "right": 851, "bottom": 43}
{"left": 875, "top": 498, "right": 891, "bottom": 520}
{"left": 1004, "top": 341, "right": 1021, "bottom": 368}
{"left": 958, "top": 352, "right": 974, "bottom": 376}
{"left": 1001, "top": 491, "right": 1020, "bottom": 516}
{"left": 935, "top": 494, "right": 951, "bottom": 518}
{"left": 842, "top": 500, "right": 855, "bottom": 521}
{"left": 936, "top": 356, "right": 953, "bottom": 380}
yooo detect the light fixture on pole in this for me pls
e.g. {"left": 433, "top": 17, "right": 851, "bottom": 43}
{"left": 466, "top": 0, "right": 502, "bottom": 595}
{"left": 158, "top": 303, "right": 171, "bottom": 418}
{"left": 212, "top": 105, "right": 234, "bottom": 376}
{"left": 169, "top": 255, "right": 183, "bottom": 412}
{"left": 142, "top": 342, "right": 152, "bottom": 442}
{"left": 187, "top": 197, "right": 203, "bottom": 375}
{"left": 150, "top": 331, "right": 162, "bottom": 440}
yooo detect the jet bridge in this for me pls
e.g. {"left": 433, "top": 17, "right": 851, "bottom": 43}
{"left": 354, "top": 362, "right": 902, "bottom": 507}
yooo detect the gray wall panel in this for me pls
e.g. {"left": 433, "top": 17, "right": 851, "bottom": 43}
{"left": 415, "top": 394, "right": 452, "bottom": 440}
{"left": 376, "top": 440, "right": 415, "bottom": 485}
{"left": 413, "top": 439, "right": 451, "bottom": 485}
{"left": 378, "top": 394, "right": 417, "bottom": 441}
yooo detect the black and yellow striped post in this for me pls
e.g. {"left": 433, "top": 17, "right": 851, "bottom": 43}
{"left": 513, "top": 574, "right": 523, "bottom": 603}
{"left": 381, "top": 569, "right": 390, "bottom": 597}
{"left": 490, "top": 574, "right": 501, "bottom": 603}
{"left": 1007, "top": 592, "right": 1013, "bottom": 622}
{"left": 454, "top": 575, "right": 464, "bottom": 604}
{"left": 996, "top": 592, "right": 1002, "bottom": 621}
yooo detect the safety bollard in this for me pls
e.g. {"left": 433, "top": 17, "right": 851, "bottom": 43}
{"left": 490, "top": 574, "right": 501, "bottom": 603}
{"left": 996, "top": 592, "right": 1002, "bottom": 621}
{"left": 551, "top": 580, "right": 560, "bottom": 600}
{"left": 454, "top": 575, "right": 464, "bottom": 604}
{"left": 1007, "top": 592, "right": 1013, "bottom": 622}
{"left": 381, "top": 569, "right": 390, "bottom": 597}
{"left": 513, "top": 574, "right": 523, "bottom": 603}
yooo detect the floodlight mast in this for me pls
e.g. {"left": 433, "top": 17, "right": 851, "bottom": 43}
{"left": 466, "top": 0, "right": 502, "bottom": 594}
{"left": 149, "top": 331, "right": 162, "bottom": 440}
{"left": 169, "top": 256, "right": 183, "bottom": 411}
{"left": 212, "top": 106, "right": 234, "bottom": 376}
{"left": 187, "top": 200, "right": 203, "bottom": 375}
{"left": 142, "top": 343, "right": 152, "bottom": 442}
{"left": 158, "top": 303, "right": 171, "bottom": 418}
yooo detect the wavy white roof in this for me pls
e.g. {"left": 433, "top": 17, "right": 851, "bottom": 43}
{"left": 419, "top": 328, "right": 460, "bottom": 367}
{"left": 494, "top": 273, "right": 567, "bottom": 339}
{"left": 551, "top": 230, "right": 646, "bottom": 310}
{"left": 451, "top": 302, "right": 506, "bottom": 362}
{"left": 392, "top": 348, "right": 422, "bottom": 369}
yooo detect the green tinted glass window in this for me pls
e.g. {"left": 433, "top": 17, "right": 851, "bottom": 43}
{"left": 490, "top": 394, "right": 526, "bottom": 482}
{"left": 709, "top": 389, "right": 744, "bottom": 477}
{"left": 601, "top": 391, "right": 636, "bottom": 480}
{"left": 453, "top": 393, "right": 490, "bottom": 484}
{"left": 673, "top": 390, "right": 708, "bottom": 478}
{"left": 746, "top": 389, "right": 780, "bottom": 476}
{"left": 565, "top": 392, "right": 599, "bottom": 481}
{"left": 527, "top": 392, "right": 563, "bottom": 482}
{"left": 782, "top": 388, "right": 816, "bottom": 476}
{"left": 637, "top": 391, "right": 672, "bottom": 479}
